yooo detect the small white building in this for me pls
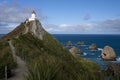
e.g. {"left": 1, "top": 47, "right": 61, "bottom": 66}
{"left": 28, "top": 11, "right": 36, "bottom": 21}
{"left": 26, "top": 11, "right": 36, "bottom": 23}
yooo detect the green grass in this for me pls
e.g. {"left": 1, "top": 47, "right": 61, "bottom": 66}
{"left": 12, "top": 33, "right": 104, "bottom": 80}
{"left": 0, "top": 41, "right": 17, "bottom": 78}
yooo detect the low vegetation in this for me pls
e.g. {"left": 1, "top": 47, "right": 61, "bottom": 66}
{"left": 0, "top": 41, "right": 17, "bottom": 78}
{"left": 12, "top": 33, "right": 104, "bottom": 80}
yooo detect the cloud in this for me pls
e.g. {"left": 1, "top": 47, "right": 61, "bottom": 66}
{"left": 0, "top": 1, "right": 47, "bottom": 34}
{"left": 0, "top": 22, "right": 8, "bottom": 27}
{"left": 0, "top": 1, "right": 47, "bottom": 22}
{"left": 0, "top": 1, "right": 47, "bottom": 23}
{"left": 83, "top": 14, "right": 91, "bottom": 21}
{"left": 44, "top": 23, "right": 97, "bottom": 34}
{"left": 44, "top": 19, "right": 120, "bottom": 34}
{"left": 0, "top": 1, "right": 33, "bottom": 33}
{"left": 0, "top": 22, "right": 19, "bottom": 33}
{"left": 0, "top": 2, "right": 34, "bottom": 23}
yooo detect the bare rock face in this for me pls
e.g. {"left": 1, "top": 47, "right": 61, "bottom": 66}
{"left": 1, "top": 20, "right": 46, "bottom": 41}
{"left": 105, "top": 63, "right": 120, "bottom": 76}
{"left": 31, "top": 21, "right": 45, "bottom": 40}
{"left": 67, "top": 41, "right": 72, "bottom": 46}
{"left": 77, "top": 41, "right": 85, "bottom": 46}
{"left": 69, "top": 46, "right": 83, "bottom": 55}
{"left": 101, "top": 46, "right": 116, "bottom": 60}
{"left": 24, "top": 20, "right": 45, "bottom": 40}
{"left": 88, "top": 44, "right": 98, "bottom": 50}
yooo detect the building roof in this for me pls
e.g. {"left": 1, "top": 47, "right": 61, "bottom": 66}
{"left": 32, "top": 10, "right": 36, "bottom": 14}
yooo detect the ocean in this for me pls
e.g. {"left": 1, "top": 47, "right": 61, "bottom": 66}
{"left": 0, "top": 34, "right": 4, "bottom": 38}
{"left": 0, "top": 34, "right": 120, "bottom": 69}
{"left": 53, "top": 34, "right": 120, "bottom": 69}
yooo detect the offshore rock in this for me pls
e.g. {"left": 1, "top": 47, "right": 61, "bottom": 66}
{"left": 66, "top": 41, "right": 72, "bottom": 46}
{"left": 101, "top": 46, "right": 116, "bottom": 60}
{"left": 88, "top": 43, "right": 98, "bottom": 50}
{"left": 69, "top": 46, "right": 83, "bottom": 56}
{"left": 77, "top": 41, "right": 85, "bottom": 46}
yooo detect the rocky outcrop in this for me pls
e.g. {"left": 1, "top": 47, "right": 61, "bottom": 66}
{"left": 1, "top": 20, "right": 46, "bottom": 41}
{"left": 69, "top": 46, "right": 83, "bottom": 55}
{"left": 101, "top": 46, "right": 116, "bottom": 60}
{"left": 77, "top": 41, "right": 85, "bottom": 46}
{"left": 24, "top": 20, "right": 45, "bottom": 40}
{"left": 30, "top": 21, "right": 45, "bottom": 40}
{"left": 105, "top": 63, "right": 120, "bottom": 77}
{"left": 66, "top": 41, "right": 72, "bottom": 46}
{"left": 88, "top": 44, "right": 98, "bottom": 50}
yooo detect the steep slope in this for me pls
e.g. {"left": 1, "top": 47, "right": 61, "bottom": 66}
{"left": 1, "top": 20, "right": 45, "bottom": 41}
{"left": 0, "top": 20, "right": 104, "bottom": 80}
{"left": 0, "top": 39, "right": 17, "bottom": 78}
{"left": 8, "top": 40, "right": 28, "bottom": 80}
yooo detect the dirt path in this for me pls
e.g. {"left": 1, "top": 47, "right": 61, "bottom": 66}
{"left": 8, "top": 40, "right": 28, "bottom": 80}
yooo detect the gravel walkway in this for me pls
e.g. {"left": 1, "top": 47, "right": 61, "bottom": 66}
{"left": 8, "top": 40, "right": 28, "bottom": 80}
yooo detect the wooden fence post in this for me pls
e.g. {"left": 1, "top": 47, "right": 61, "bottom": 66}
{"left": 5, "top": 66, "right": 7, "bottom": 80}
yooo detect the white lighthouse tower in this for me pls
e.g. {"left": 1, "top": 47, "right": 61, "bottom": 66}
{"left": 28, "top": 11, "right": 36, "bottom": 21}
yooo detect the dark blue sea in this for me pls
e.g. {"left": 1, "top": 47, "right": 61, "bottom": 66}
{"left": 0, "top": 34, "right": 4, "bottom": 38}
{"left": 53, "top": 34, "right": 120, "bottom": 69}
{"left": 0, "top": 34, "right": 120, "bottom": 69}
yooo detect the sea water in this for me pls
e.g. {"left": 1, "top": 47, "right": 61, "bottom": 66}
{"left": 53, "top": 34, "right": 120, "bottom": 69}
{"left": 0, "top": 34, "right": 4, "bottom": 38}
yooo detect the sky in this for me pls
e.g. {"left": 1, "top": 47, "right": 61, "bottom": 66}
{"left": 0, "top": 0, "right": 120, "bottom": 34}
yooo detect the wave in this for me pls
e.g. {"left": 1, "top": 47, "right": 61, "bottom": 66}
{"left": 98, "top": 55, "right": 101, "bottom": 58}
{"left": 117, "top": 57, "right": 120, "bottom": 61}
{"left": 83, "top": 52, "right": 87, "bottom": 56}
{"left": 98, "top": 48, "right": 103, "bottom": 51}
{"left": 87, "top": 48, "right": 103, "bottom": 51}
{"left": 80, "top": 52, "right": 87, "bottom": 56}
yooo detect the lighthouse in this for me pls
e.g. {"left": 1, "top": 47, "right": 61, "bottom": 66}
{"left": 28, "top": 11, "right": 36, "bottom": 21}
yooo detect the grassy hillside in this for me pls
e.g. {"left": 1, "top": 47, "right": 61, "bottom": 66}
{"left": 0, "top": 20, "right": 105, "bottom": 80}
{"left": 1, "top": 23, "right": 25, "bottom": 41}
{"left": 12, "top": 33, "right": 104, "bottom": 80}
{"left": 0, "top": 40, "right": 17, "bottom": 78}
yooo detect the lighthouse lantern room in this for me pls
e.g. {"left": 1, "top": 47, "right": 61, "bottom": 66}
{"left": 28, "top": 11, "right": 36, "bottom": 21}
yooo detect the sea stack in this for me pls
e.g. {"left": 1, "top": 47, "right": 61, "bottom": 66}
{"left": 88, "top": 43, "right": 98, "bottom": 50}
{"left": 67, "top": 41, "right": 72, "bottom": 46}
{"left": 77, "top": 41, "right": 85, "bottom": 46}
{"left": 101, "top": 46, "right": 116, "bottom": 60}
{"left": 69, "top": 46, "right": 83, "bottom": 55}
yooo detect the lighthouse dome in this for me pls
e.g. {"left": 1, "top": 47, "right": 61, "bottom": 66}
{"left": 28, "top": 11, "right": 36, "bottom": 21}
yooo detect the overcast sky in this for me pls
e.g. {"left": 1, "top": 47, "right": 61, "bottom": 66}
{"left": 0, "top": 0, "right": 120, "bottom": 34}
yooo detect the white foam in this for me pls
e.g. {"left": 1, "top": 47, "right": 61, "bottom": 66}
{"left": 83, "top": 52, "right": 87, "bottom": 56}
{"left": 98, "top": 48, "right": 103, "bottom": 51}
{"left": 117, "top": 57, "right": 120, "bottom": 61}
{"left": 98, "top": 55, "right": 101, "bottom": 58}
